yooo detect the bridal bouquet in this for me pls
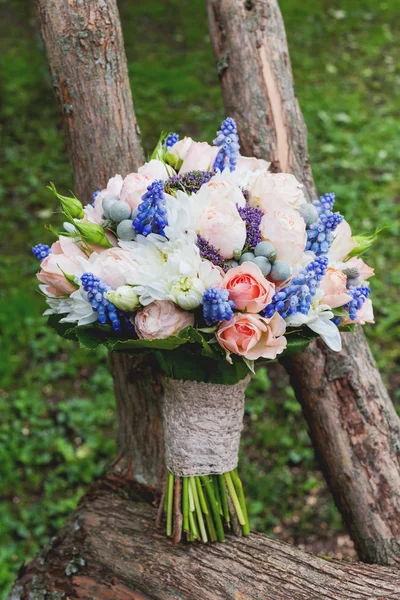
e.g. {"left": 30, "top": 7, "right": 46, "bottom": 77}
{"left": 32, "top": 118, "right": 375, "bottom": 543}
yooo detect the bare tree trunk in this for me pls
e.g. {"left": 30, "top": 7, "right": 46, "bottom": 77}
{"left": 207, "top": 0, "right": 400, "bottom": 565}
{"left": 34, "top": 0, "right": 164, "bottom": 488}
{"left": 9, "top": 473, "right": 400, "bottom": 600}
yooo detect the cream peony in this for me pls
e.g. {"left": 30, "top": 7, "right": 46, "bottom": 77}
{"left": 134, "top": 300, "right": 194, "bottom": 339}
{"left": 249, "top": 172, "right": 306, "bottom": 211}
{"left": 260, "top": 206, "right": 307, "bottom": 267}
{"left": 120, "top": 172, "right": 154, "bottom": 212}
{"left": 79, "top": 247, "right": 138, "bottom": 290}
{"left": 179, "top": 141, "right": 221, "bottom": 175}
{"left": 197, "top": 197, "right": 246, "bottom": 259}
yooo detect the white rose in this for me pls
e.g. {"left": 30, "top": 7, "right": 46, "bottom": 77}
{"left": 249, "top": 172, "right": 306, "bottom": 210}
{"left": 105, "top": 285, "right": 140, "bottom": 311}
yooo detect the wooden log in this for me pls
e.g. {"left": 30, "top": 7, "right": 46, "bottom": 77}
{"left": 34, "top": 0, "right": 164, "bottom": 488}
{"left": 8, "top": 475, "right": 400, "bottom": 600}
{"left": 206, "top": 0, "right": 400, "bottom": 565}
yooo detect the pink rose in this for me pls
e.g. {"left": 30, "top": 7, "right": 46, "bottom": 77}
{"left": 179, "top": 142, "right": 221, "bottom": 175}
{"left": 120, "top": 172, "right": 154, "bottom": 212}
{"left": 342, "top": 298, "right": 374, "bottom": 326}
{"left": 134, "top": 300, "right": 194, "bottom": 339}
{"left": 344, "top": 257, "right": 374, "bottom": 282}
{"left": 216, "top": 312, "right": 287, "bottom": 361}
{"left": 249, "top": 172, "right": 306, "bottom": 210}
{"left": 197, "top": 198, "right": 246, "bottom": 259}
{"left": 328, "top": 220, "right": 357, "bottom": 263}
{"left": 222, "top": 262, "right": 275, "bottom": 313}
{"left": 320, "top": 268, "right": 352, "bottom": 309}
{"left": 236, "top": 156, "right": 271, "bottom": 174}
{"left": 37, "top": 236, "right": 86, "bottom": 297}
{"left": 260, "top": 206, "right": 307, "bottom": 267}
{"left": 87, "top": 247, "right": 138, "bottom": 289}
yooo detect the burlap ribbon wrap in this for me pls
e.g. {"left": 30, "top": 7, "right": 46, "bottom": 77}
{"left": 162, "top": 377, "right": 250, "bottom": 477}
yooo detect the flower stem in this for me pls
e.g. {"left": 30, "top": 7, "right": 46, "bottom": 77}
{"left": 195, "top": 476, "right": 209, "bottom": 515}
{"left": 224, "top": 471, "right": 245, "bottom": 526}
{"left": 201, "top": 475, "right": 225, "bottom": 542}
{"left": 182, "top": 476, "right": 189, "bottom": 533}
{"left": 212, "top": 475, "right": 223, "bottom": 516}
{"left": 218, "top": 474, "right": 230, "bottom": 525}
{"left": 231, "top": 469, "right": 250, "bottom": 535}
{"left": 189, "top": 476, "right": 208, "bottom": 543}
{"left": 166, "top": 472, "right": 174, "bottom": 537}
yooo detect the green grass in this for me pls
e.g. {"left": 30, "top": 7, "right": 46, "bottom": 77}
{"left": 0, "top": 0, "right": 399, "bottom": 595}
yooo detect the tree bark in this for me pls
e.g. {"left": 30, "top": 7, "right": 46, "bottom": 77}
{"left": 34, "top": 0, "right": 164, "bottom": 488}
{"left": 207, "top": 0, "right": 400, "bottom": 565}
{"left": 8, "top": 475, "right": 400, "bottom": 600}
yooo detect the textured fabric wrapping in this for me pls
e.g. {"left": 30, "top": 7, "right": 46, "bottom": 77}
{"left": 163, "top": 377, "right": 250, "bottom": 477}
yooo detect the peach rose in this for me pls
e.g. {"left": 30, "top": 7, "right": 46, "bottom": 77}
{"left": 197, "top": 198, "right": 246, "bottom": 259}
{"left": 344, "top": 257, "right": 375, "bottom": 282}
{"left": 320, "top": 268, "right": 352, "bottom": 309}
{"left": 37, "top": 236, "right": 86, "bottom": 297}
{"left": 236, "top": 156, "right": 271, "bottom": 174}
{"left": 342, "top": 298, "right": 374, "bottom": 326}
{"left": 222, "top": 262, "right": 275, "bottom": 312}
{"left": 260, "top": 206, "right": 307, "bottom": 267}
{"left": 179, "top": 141, "right": 221, "bottom": 175}
{"left": 328, "top": 219, "right": 357, "bottom": 263}
{"left": 216, "top": 312, "right": 287, "bottom": 361}
{"left": 120, "top": 172, "right": 154, "bottom": 212}
{"left": 134, "top": 300, "right": 194, "bottom": 339}
{"left": 249, "top": 172, "right": 306, "bottom": 210}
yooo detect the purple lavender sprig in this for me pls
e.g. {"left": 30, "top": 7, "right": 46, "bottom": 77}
{"left": 165, "top": 171, "right": 213, "bottom": 195}
{"left": 237, "top": 204, "right": 264, "bottom": 249}
{"left": 197, "top": 235, "right": 230, "bottom": 272}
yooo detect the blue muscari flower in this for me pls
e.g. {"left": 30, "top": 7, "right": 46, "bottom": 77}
{"left": 32, "top": 244, "right": 51, "bottom": 261}
{"left": 92, "top": 190, "right": 100, "bottom": 205}
{"left": 306, "top": 193, "right": 343, "bottom": 256}
{"left": 80, "top": 272, "right": 134, "bottom": 333}
{"left": 344, "top": 285, "right": 371, "bottom": 321}
{"left": 264, "top": 256, "right": 328, "bottom": 319}
{"left": 201, "top": 287, "right": 235, "bottom": 325}
{"left": 213, "top": 117, "right": 240, "bottom": 172}
{"left": 133, "top": 180, "right": 168, "bottom": 237}
{"left": 166, "top": 133, "right": 179, "bottom": 148}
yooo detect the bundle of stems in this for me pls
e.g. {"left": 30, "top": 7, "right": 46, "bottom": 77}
{"left": 157, "top": 469, "right": 250, "bottom": 543}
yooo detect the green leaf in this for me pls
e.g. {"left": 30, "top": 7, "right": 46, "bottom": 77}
{"left": 347, "top": 227, "right": 384, "bottom": 259}
{"left": 150, "top": 130, "right": 168, "bottom": 160}
{"left": 47, "top": 314, "right": 78, "bottom": 341}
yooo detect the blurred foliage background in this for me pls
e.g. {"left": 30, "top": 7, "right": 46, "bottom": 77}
{"left": 0, "top": 0, "right": 399, "bottom": 596}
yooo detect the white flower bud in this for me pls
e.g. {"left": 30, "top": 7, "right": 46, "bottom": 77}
{"left": 105, "top": 286, "right": 140, "bottom": 311}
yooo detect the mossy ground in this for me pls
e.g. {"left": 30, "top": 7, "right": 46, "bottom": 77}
{"left": 0, "top": 0, "right": 399, "bottom": 595}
